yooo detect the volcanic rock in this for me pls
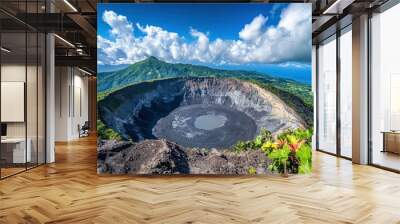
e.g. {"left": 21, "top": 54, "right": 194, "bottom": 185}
{"left": 97, "top": 139, "right": 269, "bottom": 175}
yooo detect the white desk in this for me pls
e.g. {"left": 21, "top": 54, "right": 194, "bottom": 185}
{"left": 1, "top": 138, "right": 31, "bottom": 163}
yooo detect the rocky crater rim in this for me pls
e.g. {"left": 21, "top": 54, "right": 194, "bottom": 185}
{"left": 98, "top": 77, "right": 305, "bottom": 148}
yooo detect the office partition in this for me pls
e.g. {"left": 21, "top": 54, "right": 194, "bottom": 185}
{"left": 0, "top": 1, "right": 47, "bottom": 179}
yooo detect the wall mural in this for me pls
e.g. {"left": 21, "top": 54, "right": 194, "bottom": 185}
{"left": 97, "top": 3, "right": 313, "bottom": 175}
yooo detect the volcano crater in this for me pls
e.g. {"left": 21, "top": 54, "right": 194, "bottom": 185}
{"left": 98, "top": 77, "right": 305, "bottom": 149}
{"left": 153, "top": 104, "right": 257, "bottom": 148}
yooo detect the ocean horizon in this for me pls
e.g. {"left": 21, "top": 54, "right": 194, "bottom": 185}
{"left": 98, "top": 63, "right": 312, "bottom": 85}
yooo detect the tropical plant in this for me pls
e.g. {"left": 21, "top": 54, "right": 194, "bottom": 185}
{"left": 261, "top": 128, "right": 313, "bottom": 175}
{"left": 255, "top": 128, "right": 272, "bottom": 147}
{"left": 266, "top": 144, "right": 291, "bottom": 174}
{"left": 233, "top": 140, "right": 248, "bottom": 152}
{"left": 296, "top": 144, "right": 312, "bottom": 174}
{"left": 233, "top": 128, "right": 272, "bottom": 153}
{"left": 233, "top": 127, "right": 312, "bottom": 175}
{"left": 248, "top": 166, "right": 257, "bottom": 175}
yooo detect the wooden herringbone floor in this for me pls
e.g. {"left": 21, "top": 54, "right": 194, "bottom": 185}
{"left": 1, "top": 136, "right": 400, "bottom": 224}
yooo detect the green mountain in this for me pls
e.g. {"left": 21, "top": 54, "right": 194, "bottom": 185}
{"left": 98, "top": 56, "right": 313, "bottom": 126}
{"left": 100, "top": 56, "right": 275, "bottom": 91}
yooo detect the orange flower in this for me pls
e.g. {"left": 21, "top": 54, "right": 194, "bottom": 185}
{"left": 288, "top": 140, "right": 305, "bottom": 152}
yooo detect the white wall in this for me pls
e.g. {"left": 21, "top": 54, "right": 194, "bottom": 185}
{"left": 1, "top": 65, "right": 26, "bottom": 138}
{"left": 55, "top": 67, "right": 69, "bottom": 141}
{"left": 1, "top": 63, "right": 46, "bottom": 164}
{"left": 72, "top": 73, "right": 89, "bottom": 138}
{"left": 1, "top": 65, "right": 42, "bottom": 138}
{"left": 54, "top": 67, "right": 89, "bottom": 141}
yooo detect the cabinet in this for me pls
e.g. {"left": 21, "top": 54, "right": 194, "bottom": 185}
{"left": 1, "top": 138, "right": 32, "bottom": 164}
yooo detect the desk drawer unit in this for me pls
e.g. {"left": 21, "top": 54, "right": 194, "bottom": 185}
{"left": 1, "top": 139, "right": 32, "bottom": 164}
{"left": 383, "top": 132, "right": 400, "bottom": 154}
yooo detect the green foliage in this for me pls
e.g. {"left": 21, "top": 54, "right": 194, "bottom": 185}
{"left": 233, "top": 141, "right": 248, "bottom": 153}
{"left": 296, "top": 144, "right": 312, "bottom": 174}
{"left": 97, "top": 120, "right": 122, "bottom": 140}
{"left": 256, "top": 128, "right": 272, "bottom": 147}
{"left": 294, "top": 128, "right": 313, "bottom": 144}
{"left": 267, "top": 144, "right": 291, "bottom": 173}
{"left": 233, "top": 128, "right": 273, "bottom": 153}
{"left": 248, "top": 166, "right": 257, "bottom": 175}
{"left": 261, "top": 140, "right": 276, "bottom": 153}
{"left": 264, "top": 128, "right": 313, "bottom": 175}
{"left": 233, "top": 140, "right": 257, "bottom": 152}
{"left": 233, "top": 127, "right": 312, "bottom": 175}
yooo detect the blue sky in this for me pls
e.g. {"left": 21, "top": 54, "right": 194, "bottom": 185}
{"left": 97, "top": 3, "right": 312, "bottom": 83}
{"left": 98, "top": 4, "right": 285, "bottom": 41}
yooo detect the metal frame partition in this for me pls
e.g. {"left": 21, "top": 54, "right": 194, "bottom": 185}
{"left": 315, "top": 22, "right": 353, "bottom": 161}
{"left": 316, "top": 0, "right": 400, "bottom": 173}
{"left": 0, "top": 0, "right": 48, "bottom": 180}
{"left": 367, "top": 0, "right": 400, "bottom": 173}
{"left": 315, "top": 32, "right": 339, "bottom": 157}
{"left": 336, "top": 28, "right": 342, "bottom": 159}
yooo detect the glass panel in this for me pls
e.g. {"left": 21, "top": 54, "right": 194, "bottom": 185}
{"left": 38, "top": 32, "right": 45, "bottom": 165}
{"left": 26, "top": 0, "right": 39, "bottom": 169}
{"left": 371, "top": 4, "right": 400, "bottom": 171}
{"left": 1, "top": 31, "right": 27, "bottom": 177}
{"left": 27, "top": 31, "right": 38, "bottom": 169}
{"left": 317, "top": 36, "right": 337, "bottom": 154}
{"left": 340, "top": 28, "right": 352, "bottom": 158}
{"left": 0, "top": 1, "right": 46, "bottom": 178}
{"left": 312, "top": 46, "right": 317, "bottom": 150}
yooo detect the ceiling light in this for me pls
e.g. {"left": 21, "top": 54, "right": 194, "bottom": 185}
{"left": 322, "top": 0, "right": 355, "bottom": 15}
{"left": 54, "top": 34, "right": 75, "bottom": 48}
{"left": 323, "top": 0, "right": 341, "bottom": 14}
{"left": 78, "top": 67, "right": 92, "bottom": 76}
{"left": 1, "top": 47, "right": 11, "bottom": 53}
{"left": 76, "top": 48, "right": 85, "bottom": 55}
{"left": 63, "top": 0, "right": 78, "bottom": 12}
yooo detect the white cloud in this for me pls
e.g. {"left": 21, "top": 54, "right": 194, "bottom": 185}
{"left": 278, "top": 62, "right": 311, "bottom": 68}
{"left": 97, "top": 4, "right": 311, "bottom": 66}
{"left": 102, "top": 10, "right": 134, "bottom": 37}
{"left": 239, "top": 14, "right": 267, "bottom": 43}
